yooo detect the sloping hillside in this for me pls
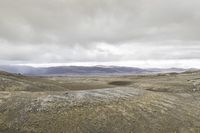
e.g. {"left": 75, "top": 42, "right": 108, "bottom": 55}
{"left": 0, "top": 71, "right": 112, "bottom": 91}
{"left": 0, "top": 71, "right": 200, "bottom": 133}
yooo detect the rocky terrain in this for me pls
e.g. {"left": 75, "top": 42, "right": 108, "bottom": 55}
{"left": 0, "top": 71, "right": 200, "bottom": 133}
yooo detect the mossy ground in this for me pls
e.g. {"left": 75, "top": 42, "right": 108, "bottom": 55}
{"left": 0, "top": 71, "right": 200, "bottom": 133}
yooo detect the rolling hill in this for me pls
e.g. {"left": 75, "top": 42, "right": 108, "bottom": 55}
{"left": 0, "top": 65, "right": 186, "bottom": 76}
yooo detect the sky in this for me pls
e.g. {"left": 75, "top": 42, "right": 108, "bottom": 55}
{"left": 0, "top": 0, "right": 200, "bottom": 68}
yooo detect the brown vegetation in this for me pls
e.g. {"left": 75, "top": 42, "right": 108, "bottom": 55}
{"left": 0, "top": 71, "right": 200, "bottom": 133}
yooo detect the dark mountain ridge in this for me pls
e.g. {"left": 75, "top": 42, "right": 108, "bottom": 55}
{"left": 0, "top": 65, "right": 186, "bottom": 76}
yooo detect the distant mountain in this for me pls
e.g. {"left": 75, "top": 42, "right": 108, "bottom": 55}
{"left": 0, "top": 65, "right": 187, "bottom": 76}
{"left": 146, "top": 68, "right": 186, "bottom": 73}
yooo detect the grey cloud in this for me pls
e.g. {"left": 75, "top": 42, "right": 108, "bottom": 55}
{"left": 0, "top": 0, "right": 200, "bottom": 66}
{"left": 1, "top": 0, "right": 200, "bottom": 44}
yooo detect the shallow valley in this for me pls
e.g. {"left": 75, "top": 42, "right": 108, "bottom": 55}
{"left": 0, "top": 71, "right": 200, "bottom": 133}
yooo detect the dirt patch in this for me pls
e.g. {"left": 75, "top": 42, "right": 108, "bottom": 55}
{"left": 146, "top": 88, "right": 173, "bottom": 93}
{"left": 108, "top": 81, "right": 132, "bottom": 86}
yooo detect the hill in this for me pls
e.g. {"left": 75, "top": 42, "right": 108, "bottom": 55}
{"left": 0, "top": 65, "right": 186, "bottom": 76}
{"left": 0, "top": 71, "right": 200, "bottom": 132}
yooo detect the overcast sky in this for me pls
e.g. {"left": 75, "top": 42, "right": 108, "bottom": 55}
{"left": 0, "top": 0, "right": 200, "bottom": 68}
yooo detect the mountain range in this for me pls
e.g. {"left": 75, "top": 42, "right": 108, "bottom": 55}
{"left": 0, "top": 65, "right": 187, "bottom": 76}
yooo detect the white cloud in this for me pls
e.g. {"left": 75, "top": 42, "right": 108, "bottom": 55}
{"left": 0, "top": 0, "right": 200, "bottom": 67}
{"left": 17, "top": 59, "right": 200, "bottom": 69}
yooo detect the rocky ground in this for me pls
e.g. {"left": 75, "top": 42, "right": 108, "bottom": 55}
{"left": 0, "top": 71, "right": 200, "bottom": 133}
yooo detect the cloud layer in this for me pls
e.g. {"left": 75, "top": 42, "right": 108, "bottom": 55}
{"left": 0, "top": 0, "right": 200, "bottom": 67}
